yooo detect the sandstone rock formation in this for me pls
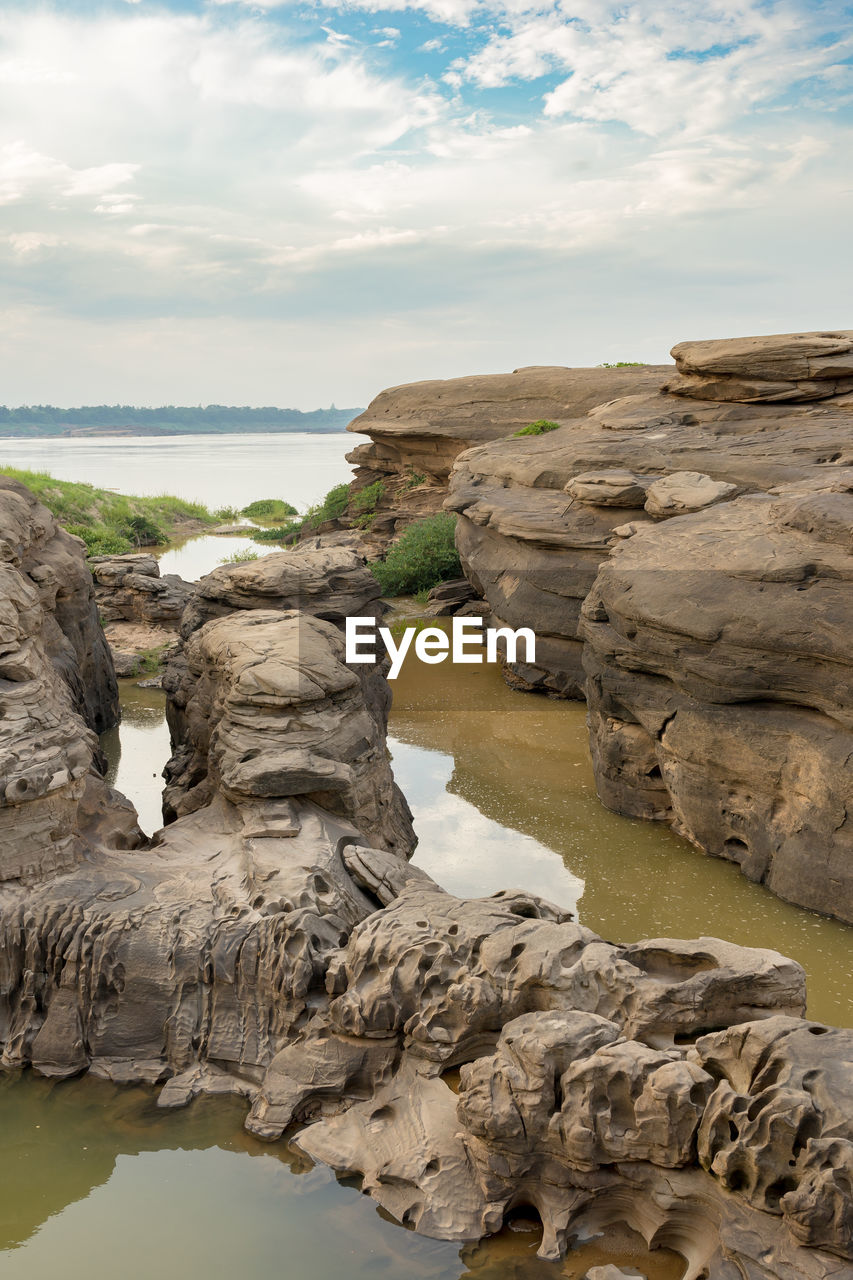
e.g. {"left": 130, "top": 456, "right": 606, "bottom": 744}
{"left": 448, "top": 389, "right": 853, "bottom": 698}
{"left": 0, "top": 479, "right": 137, "bottom": 882}
{"left": 90, "top": 553, "right": 192, "bottom": 627}
{"left": 1, "top": 474, "right": 851, "bottom": 1278}
{"left": 179, "top": 544, "right": 382, "bottom": 638}
{"left": 0, "top": 477, "right": 118, "bottom": 732}
{"left": 581, "top": 480, "right": 853, "bottom": 922}
{"left": 664, "top": 330, "right": 853, "bottom": 403}
{"left": 253, "top": 846, "right": 848, "bottom": 1278}
{"left": 438, "top": 332, "right": 853, "bottom": 920}
{"left": 344, "top": 364, "right": 669, "bottom": 552}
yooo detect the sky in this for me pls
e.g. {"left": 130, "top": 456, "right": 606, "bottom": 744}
{"left": 0, "top": 0, "right": 851, "bottom": 408}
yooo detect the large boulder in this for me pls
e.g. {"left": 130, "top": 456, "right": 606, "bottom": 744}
{"left": 89, "top": 552, "right": 192, "bottom": 626}
{"left": 580, "top": 481, "right": 853, "bottom": 923}
{"left": 665, "top": 330, "right": 853, "bottom": 403}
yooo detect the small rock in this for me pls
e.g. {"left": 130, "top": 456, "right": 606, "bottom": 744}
{"left": 644, "top": 471, "right": 737, "bottom": 518}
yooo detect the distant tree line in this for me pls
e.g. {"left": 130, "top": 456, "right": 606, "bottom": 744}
{"left": 0, "top": 403, "right": 362, "bottom": 436}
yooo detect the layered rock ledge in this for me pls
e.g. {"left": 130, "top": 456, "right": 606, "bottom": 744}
{"left": 344, "top": 364, "right": 668, "bottom": 552}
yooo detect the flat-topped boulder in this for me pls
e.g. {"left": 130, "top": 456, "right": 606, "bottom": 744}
{"left": 180, "top": 544, "right": 382, "bottom": 637}
{"left": 665, "top": 330, "right": 853, "bottom": 402}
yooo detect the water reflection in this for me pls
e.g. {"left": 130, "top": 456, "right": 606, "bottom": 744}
{"left": 0, "top": 1073, "right": 684, "bottom": 1280}
{"left": 101, "top": 681, "right": 171, "bottom": 838}
{"left": 387, "top": 625, "right": 853, "bottom": 1027}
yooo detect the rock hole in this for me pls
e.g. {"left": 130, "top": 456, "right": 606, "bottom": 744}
{"left": 503, "top": 1204, "right": 542, "bottom": 1236}
{"left": 646, "top": 764, "right": 662, "bottom": 780}
{"left": 808, "top": 1025, "right": 829, "bottom": 1035}
{"left": 766, "top": 1177, "right": 798, "bottom": 1209}
{"left": 510, "top": 904, "right": 538, "bottom": 920}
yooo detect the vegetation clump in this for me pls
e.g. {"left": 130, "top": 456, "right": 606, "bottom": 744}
{"left": 402, "top": 468, "right": 426, "bottom": 490}
{"left": 369, "top": 513, "right": 461, "bottom": 597}
{"left": 513, "top": 419, "right": 561, "bottom": 437}
{"left": 219, "top": 548, "right": 260, "bottom": 564}
{"left": 251, "top": 524, "right": 301, "bottom": 543}
{"left": 241, "top": 498, "right": 298, "bottom": 520}
{"left": 597, "top": 361, "right": 647, "bottom": 368}
{"left": 0, "top": 466, "right": 216, "bottom": 555}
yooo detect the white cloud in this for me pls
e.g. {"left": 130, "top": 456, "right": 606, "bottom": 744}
{"left": 0, "top": 2, "right": 849, "bottom": 405}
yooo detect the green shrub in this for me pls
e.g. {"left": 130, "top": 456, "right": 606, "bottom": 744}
{"left": 212, "top": 505, "right": 241, "bottom": 521}
{"left": 597, "top": 361, "right": 647, "bottom": 368}
{"left": 513, "top": 419, "right": 561, "bottom": 438}
{"left": 301, "top": 482, "right": 352, "bottom": 531}
{"left": 352, "top": 479, "right": 385, "bottom": 515}
{"left": 369, "top": 513, "right": 460, "bottom": 596}
{"left": 70, "top": 524, "right": 133, "bottom": 556}
{"left": 124, "top": 513, "right": 166, "bottom": 545}
{"left": 402, "top": 468, "right": 426, "bottom": 489}
{"left": 241, "top": 498, "right": 298, "bottom": 520}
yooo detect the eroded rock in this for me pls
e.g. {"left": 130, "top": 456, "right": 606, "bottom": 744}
{"left": 580, "top": 482, "right": 853, "bottom": 922}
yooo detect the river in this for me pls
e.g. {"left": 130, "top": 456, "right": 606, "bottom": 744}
{"left": 1, "top": 434, "right": 851, "bottom": 1278}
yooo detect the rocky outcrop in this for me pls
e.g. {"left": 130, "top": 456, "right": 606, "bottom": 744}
{"left": 580, "top": 479, "right": 853, "bottom": 921}
{"left": 1, "top": 475, "right": 851, "bottom": 1278}
{"left": 89, "top": 553, "right": 192, "bottom": 627}
{"left": 0, "top": 477, "right": 118, "bottom": 732}
{"left": 344, "top": 365, "right": 669, "bottom": 552}
{"left": 448, "top": 388, "right": 853, "bottom": 698}
{"left": 0, "top": 613, "right": 414, "bottom": 1088}
{"left": 161, "top": 609, "right": 415, "bottom": 856}
{"left": 248, "top": 845, "right": 849, "bottom": 1278}
{"left": 442, "top": 333, "right": 853, "bottom": 919}
{"left": 0, "top": 479, "right": 137, "bottom": 882}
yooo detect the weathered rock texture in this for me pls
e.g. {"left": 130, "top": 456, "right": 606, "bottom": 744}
{"left": 0, "top": 477, "right": 132, "bottom": 883}
{"left": 253, "top": 846, "right": 849, "bottom": 1278}
{"left": 664, "top": 330, "right": 853, "bottom": 403}
{"left": 90, "top": 553, "right": 192, "bottom": 626}
{"left": 448, "top": 389, "right": 853, "bottom": 699}
{"left": 1, "top": 481, "right": 851, "bottom": 1279}
{"left": 581, "top": 481, "right": 853, "bottom": 922}
{"left": 0, "top": 477, "right": 118, "bottom": 732}
{"left": 439, "top": 332, "right": 853, "bottom": 920}
{"left": 179, "top": 544, "right": 382, "bottom": 638}
{"left": 344, "top": 365, "right": 669, "bottom": 552}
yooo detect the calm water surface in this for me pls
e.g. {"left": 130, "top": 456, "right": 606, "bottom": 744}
{"left": 2, "top": 434, "right": 850, "bottom": 1277}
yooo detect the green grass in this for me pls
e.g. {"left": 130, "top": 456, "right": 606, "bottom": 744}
{"left": 0, "top": 465, "right": 217, "bottom": 555}
{"left": 219, "top": 548, "right": 260, "bottom": 564}
{"left": 513, "top": 419, "right": 561, "bottom": 438}
{"left": 250, "top": 523, "right": 302, "bottom": 543}
{"left": 241, "top": 498, "right": 298, "bottom": 520}
{"left": 369, "top": 513, "right": 461, "bottom": 597}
